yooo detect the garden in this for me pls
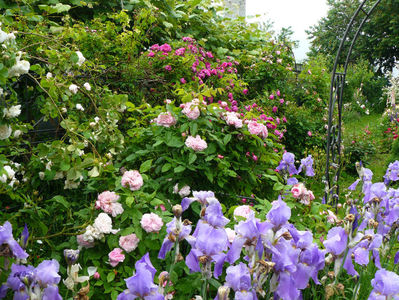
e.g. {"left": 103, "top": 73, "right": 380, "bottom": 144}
{"left": 0, "top": 0, "right": 399, "bottom": 299}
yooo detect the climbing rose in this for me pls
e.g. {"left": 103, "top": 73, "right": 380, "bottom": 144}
{"left": 155, "top": 112, "right": 176, "bottom": 127}
{"left": 119, "top": 234, "right": 140, "bottom": 252}
{"left": 140, "top": 213, "right": 163, "bottom": 233}
{"left": 247, "top": 121, "right": 268, "bottom": 138}
{"left": 95, "top": 191, "right": 124, "bottom": 217}
{"left": 291, "top": 183, "right": 306, "bottom": 198}
{"left": 185, "top": 135, "right": 207, "bottom": 152}
{"left": 109, "top": 248, "right": 125, "bottom": 267}
{"left": 121, "top": 170, "right": 143, "bottom": 191}
{"left": 233, "top": 206, "right": 253, "bottom": 220}
{"left": 182, "top": 100, "right": 200, "bottom": 120}
{"left": 0, "top": 124, "right": 12, "bottom": 140}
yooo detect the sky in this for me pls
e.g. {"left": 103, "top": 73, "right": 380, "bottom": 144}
{"left": 246, "top": 0, "right": 329, "bottom": 62}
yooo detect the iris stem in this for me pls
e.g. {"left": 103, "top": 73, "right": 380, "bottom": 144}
{"left": 201, "top": 278, "right": 207, "bottom": 300}
{"left": 334, "top": 248, "right": 349, "bottom": 285}
{"left": 164, "top": 240, "right": 179, "bottom": 296}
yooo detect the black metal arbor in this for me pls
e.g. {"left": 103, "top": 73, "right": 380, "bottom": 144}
{"left": 325, "top": 0, "right": 383, "bottom": 206}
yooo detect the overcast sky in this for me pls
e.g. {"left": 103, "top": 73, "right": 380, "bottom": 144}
{"left": 246, "top": 0, "right": 329, "bottom": 62}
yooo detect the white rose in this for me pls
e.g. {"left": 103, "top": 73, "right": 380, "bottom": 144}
{"left": 76, "top": 104, "right": 84, "bottom": 111}
{"left": 117, "top": 105, "right": 126, "bottom": 113}
{"left": 178, "top": 185, "right": 191, "bottom": 197}
{"left": 8, "top": 60, "right": 30, "bottom": 77}
{"left": 69, "top": 84, "right": 79, "bottom": 94}
{"left": 94, "top": 117, "right": 100, "bottom": 123}
{"left": 13, "top": 130, "right": 22, "bottom": 138}
{"left": 76, "top": 51, "right": 86, "bottom": 66}
{"left": 0, "top": 29, "right": 7, "bottom": 43}
{"left": 4, "top": 105, "right": 21, "bottom": 118}
{"left": 83, "top": 82, "right": 91, "bottom": 91}
{"left": 94, "top": 213, "right": 119, "bottom": 234}
{"left": 46, "top": 72, "right": 53, "bottom": 79}
{"left": 61, "top": 107, "right": 67, "bottom": 113}
{"left": 0, "top": 124, "right": 12, "bottom": 140}
{"left": 3, "top": 166, "right": 15, "bottom": 179}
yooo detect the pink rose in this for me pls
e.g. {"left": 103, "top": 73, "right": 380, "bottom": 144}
{"left": 121, "top": 170, "right": 143, "bottom": 191}
{"left": 119, "top": 234, "right": 140, "bottom": 252}
{"left": 224, "top": 112, "right": 243, "bottom": 128}
{"left": 159, "top": 43, "right": 172, "bottom": 52}
{"left": 185, "top": 135, "right": 207, "bottom": 152}
{"left": 248, "top": 121, "right": 268, "bottom": 138}
{"left": 155, "top": 112, "right": 176, "bottom": 127}
{"left": 108, "top": 248, "right": 125, "bottom": 267}
{"left": 233, "top": 205, "right": 253, "bottom": 220}
{"left": 140, "top": 212, "right": 163, "bottom": 233}
{"left": 180, "top": 78, "right": 186, "bottom": 84}
{"left": 326, "top": 210, "right": 338, "bottom": 224}
{"left": 77, "top": 234, "right": 95, "bottom": 248}
{"left": 93, "top": 272, "right": 100, "bottom": 279}
{"left": 95, "top": 191, "right": 124, "bottom": 217}
{"left": 291, "top": 183, "right": 305, "bottom": 199}
{"left": 182, "top": 101, "right": 200, "bottom": 120}
{"left": 164, "top": 65, "right": 172, "bottom": 71}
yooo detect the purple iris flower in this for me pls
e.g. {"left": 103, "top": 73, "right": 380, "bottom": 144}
{"left": 117, "top": 253, "right": 163, "bottom": 300}
{"left": 181, "top": 191, "right": 215, "bottom": 211}
{"left": 323, "top": 227, "right": 348, "bottom": 256}
{"left": 395, "top": 250, "right": 399, "bottom": 264}
{"left": 224, "top": 263, "right": 257, "bottom": 299}
{"left": 298, "top": 155, "right": 315, "bottom": 177}
{"left": 0, "top": 221, "right": 28, "bottom": 259}
{"left": 158, "top": 217, "right": 192, "bottom": 259}
{"left": 363, "top": 182, "right": 387, "bottom": 204}
{"left": 348, "top": 179, "right": 360, "bottom": 191}
{"left": 185, "top": 222, "right": 228, "bottom": 278}
{"left": 276, "top": 152, "right": 298, "bottom": 175}
{"left": 21, "top": 224, "right": 29, "bottom": 249}
{"left": 368, "top": 269, "right": 399, "bottom": 300}
{"left": 286, "top": 177, "right": 298, "bottom": 185}
{"left": 266, "top": 197, "right": 291, "bottom": 228}
{"left": 349, "top": 205, "right": 360, "bottom": 231}
{"left": 203, "top": 200, "right": 229, "bottom": 228}
{"left": 384, "top": 160, "right": 399, "bottom": 185}
{"left": 3, "top": 260, "right": 61, "bottom": 300}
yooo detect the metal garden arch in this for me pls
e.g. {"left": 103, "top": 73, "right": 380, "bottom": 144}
{"left": 325, "top": 0, "right": 383, "bottom": 206}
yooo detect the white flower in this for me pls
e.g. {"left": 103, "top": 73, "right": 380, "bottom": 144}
{"left": 46, "top": 72, "right": 53, "bottom": 79}
{"left": 6, "top": 32, "right": 15, "bottom": 41}
{"left": 61, "top": 107, "right": 67, "bottom": 113}
{"left": 89, "top": 122, "right": 96, "bottom": 127}
{"left": 1, "top": 165, "right": 15, "bottom": 184}
{"left": 76, "top": 104, "right": 84, "bottom": 111}
{"left": 4, "top": 105, "right": 21, "bottom": 118}
{"left": 94, "top": 117, "right": 100, "bottom": 123}
{"left": 94, "top": 213, "right": 119, "bottom": 234}
{"left": 0, "top": 29, "right": 7, "bottom": 43}
{"left": 76, "top": 51, "right": 86, "bottom": 66}
{"left": 0, "top": 124, "right": 12, "bottom": 140}
{"left": 83, "top": 82, "right": 91, "bottom": 91}
{"left": 8, "top": 60, "right": 30, "bottom": 77}
{"left": 39, "top": 172, "right": 45, "bottom": 180}
{"left": 117, "top": 105, "right": 126, "bottom": 113}
{"left": 13, "top": 130, "right": 22, "bottom": 138}
{"left": 63, "top": 264, "right": 90, "bottom": 291}
{"left": 0, "top": 88, "right": 3, "bottom": 96}
{"left": 178, "top": 185, "right": 191, "bottom": 197}
{"left": 69, "top": 84, "right": 79, "bottom": 94}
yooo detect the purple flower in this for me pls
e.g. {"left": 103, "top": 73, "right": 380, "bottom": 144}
{"left": 21, "top": 224, "right": 29, "bottom": 249}
{"left": 323, "top": 227, "right": 348, "bottom": 256}
{"left": 298, "top": 155, "right": 315, "bottom": 177}
{"left": 117, "top": 253, "right": 163, "bottom": 300}
{"left": 286, "top": 177, "right": 298, "bottom": 185}
{"left": 276, "top": 152, "right": 298, "bottom": 175}
{"left": 384, "top": 160, "right": 399, "bottom": 185}
{"left": 181, "top": 190, "right": 215, "bottom": 211}
{"left": 348, "top": 179, "right": 360, "bottom": 191}
{"left": 363, "top": 182, "right": 387, "bottom": 204}
{"left": 158, "top": 217, "right": 192, "bottom": 259}
{"left": 0, "top": 221, "right": 28, "bottom": 259}
{"left": 266, "top": 197, "right": 291, "bottom": 228}
{"left": 224, "top": 263, "right": 257, "bottom": 299}
{"left": 368, "top": 269, "right": 399, "bottom": 299}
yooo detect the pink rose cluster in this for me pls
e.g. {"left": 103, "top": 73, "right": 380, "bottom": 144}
{"left": 154, "top": 111, "right": 176, "bottom": 128}
{"left": 248, "top": 120, "right": 268, "bottom": 138}
{"left": 182, "top": 99, "right": 201, "bottom": 120}
{"left": 291, "top": 183, "right": 315, "bottom": 205}
{"left": 121, "top": 170, "right": 143, "bottom": 191}
{"left": 95, "top": 191, "right": 124, "bottom": 217}
{"left": 185, "top": 135, "right": 207, "bottom": 152}
{"left": 108, "top": 248, "right": 125, "bottom": 267}
{"left": 233, "top": 205, "right": 253, "bottom": 220}
{"left": 140, "top": 212, "right": 163, "bottom": 233}
{"left": 119, "top": 233, "right": 140, "bottom": 252}
{"left": 224, "top": 112, "right": 243, "bottom": 128}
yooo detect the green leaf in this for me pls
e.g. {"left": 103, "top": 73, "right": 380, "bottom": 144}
{"left": 189, "top": 153, "right": 197, "bottom": 164}
{"left": 166, "top": 136, "right": 184, "bottom": 147}
{"left": 174, "top": 165, "right": 186, "bottom": 173}
{"left": 163, "top": 21, "right": 173, "bottom": 28}
{"left": 50, "top": 195, "right": 70, "bottom": 209}
{"left": 273, "top": 182, "right": 285, "bottom": 191}
{"left": 161, "top": 163, "right": 172, "bottom": 173}
{"left": 126, "top": 197, "right": 135, "bottom": 207}
{"left": 107, "top": 272, "right": 115, "bottom": 282}
{"left": 140, "top": 159, "right": 152, "bottom": 173}
{"left": 223, "top": 134, "right": 232, "bottom": 145}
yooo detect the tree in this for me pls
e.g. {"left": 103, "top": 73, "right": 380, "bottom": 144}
{"left": 307, "top": 0, "right": 399, "bottom": 74}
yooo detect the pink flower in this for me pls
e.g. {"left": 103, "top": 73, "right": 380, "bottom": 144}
{"left": 108, "top": 248, "right": 125, "bottom": 267}
{"left": 272, "top": 106, "right": 278, "bottom": 113}
{"left": 279, "top": 99, "right": 284, "bottom": 104}
{"left": 252, "top": 154, "right": 258, "bottom": 161}
{"left": 121, "top": 170, "right": 143, "bottom": 191}
{"left": 147, "top": 51, "right": 155, "bottom": 57}
{"left": 269, "top": 94, "right": 274, "bottom": 100}
{"left": 150, "top": 44, "right": 160, "bottom": 51}
{"left": 248, "top": 121, "right": 268, "bottom": 138}
{"left": 225, "top": 228, "right": 236, "bottom": 243}
{"left": 175, "top": 47, "right": 186, "bottom": 56}
{"left": 291, "top": 183, "right": 306, "bottom": 199}
{"left": 93, "top": 272, "right": 100, "bottom": 279}
{"left": 155, "top": 112, "right": 176, "bottom": 127}
{"left": 119, "top": 234, "right": 140, "bottom": 252}
{"left": 159, "top": 43, "right": 172, "bottom": 52}
{"left": 326, "top": 210, "right": 338, "bottom": 224}
{"left": 185, "top": 135, "right": 207, "bottom": 152}
{"left": 180, "top": 78, "right": 186, "bottom": 84}
{"left": 224, "top": 112, "right": 243, "bottom": 128}
{"left": 307, "top": 131, "right": 312, "bottom": 137}
{"left": 182, "top": 100, "right": 200, "bottom": 120}
{"left": 77, "top": 234, "right": 95, "bottom": 248}
{"left": 164, "top": 65, "right": 172, "bottom": 71}
{"left": 217, "top": 154, "right": 224, "bottom": 159}
{"left": 95, "top": 191, "right": 124, "bottom": 217}
{"left": 140, "top": 212, "right": 163, "bottom": 233}
{"left": 234, "top": 205, "right": 253, "bottom": 220}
